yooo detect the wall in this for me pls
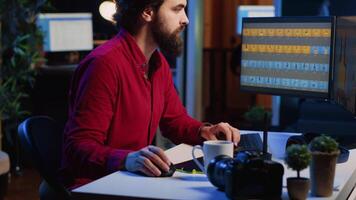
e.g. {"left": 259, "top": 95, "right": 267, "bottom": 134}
{"left": 202, "top": 0, "right": 273, "bottom": 125}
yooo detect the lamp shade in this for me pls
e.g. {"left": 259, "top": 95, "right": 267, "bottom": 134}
{"left": 99, "top": 1, "right": 116, "bottom": 22}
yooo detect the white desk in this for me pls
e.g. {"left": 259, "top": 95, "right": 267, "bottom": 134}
{"left": 72, "top": 171, "right": 225, "bottom": 200}
{"left": 72, "top": 131, "right": 356, "bottom": 200}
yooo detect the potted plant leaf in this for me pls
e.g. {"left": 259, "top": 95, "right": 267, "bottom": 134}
{"left": 309, "top": 135, "right": 339, "bottom": 197}
{"left": 285, "top": 144, "right": 311, "bottom": 200}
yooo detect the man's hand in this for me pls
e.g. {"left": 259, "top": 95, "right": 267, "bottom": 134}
{"left": 200, "top": 122, "right": 240, "bottom": 146}
{"left": 125, "top": 145, "right": 171, "bottom": 176}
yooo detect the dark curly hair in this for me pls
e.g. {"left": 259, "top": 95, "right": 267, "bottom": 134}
{"left": 113, "top": 0, "right": 164, "bottom": 34}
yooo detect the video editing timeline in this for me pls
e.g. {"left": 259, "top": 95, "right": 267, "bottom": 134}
{"left": 240, "top": 21, "right": 332, "bottom": 95}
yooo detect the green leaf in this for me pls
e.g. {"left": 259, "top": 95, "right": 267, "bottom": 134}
{"left": 13, "top": 47, "right": 26, "bottom": 56}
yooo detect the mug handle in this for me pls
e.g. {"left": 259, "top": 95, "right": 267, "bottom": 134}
{"left": 192, "top": 145, "right": 205, "bottom": 173}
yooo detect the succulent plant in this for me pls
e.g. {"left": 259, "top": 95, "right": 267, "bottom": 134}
{"left": 309, "top": 135, "right": 338, "bottom": 153}
{"left": 285, "top": 144, "right": 311, "bottom": 178}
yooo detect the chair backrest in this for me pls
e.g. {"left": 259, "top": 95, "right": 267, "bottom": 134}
{"left": 18, "top": 116, "right": 70, "bottom": 199}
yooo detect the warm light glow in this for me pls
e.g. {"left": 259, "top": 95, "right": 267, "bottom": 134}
{"left": 99, "top": 1, "right": 116, "bottom": 22}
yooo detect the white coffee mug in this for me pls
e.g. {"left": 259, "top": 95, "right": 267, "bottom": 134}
{"left": 192, "top": 140, "right": 234, "bottom": 173}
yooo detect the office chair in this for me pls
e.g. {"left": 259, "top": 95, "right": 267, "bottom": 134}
{"left": 18, "top": 116, "right": 71, "bottom": 200}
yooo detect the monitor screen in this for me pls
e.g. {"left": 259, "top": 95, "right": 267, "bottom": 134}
{"left": 236, "top": 6, "right": 275, "bottom": 35}
{"left": 38, "top": 13, "right": 94, "bottom": 52}
{"left": 240, "top": 17, "right": 334, "bottom": 98}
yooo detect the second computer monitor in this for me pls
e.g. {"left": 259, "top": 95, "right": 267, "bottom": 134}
{"left": 240, "top": 17, "right": 334, "bottom": 98}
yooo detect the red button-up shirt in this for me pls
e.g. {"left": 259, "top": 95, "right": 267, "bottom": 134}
{"left": 60, "top": 29, "right": 203, "bottom": 189}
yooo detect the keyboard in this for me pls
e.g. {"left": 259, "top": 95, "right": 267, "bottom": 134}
{"left": 237, "top": 133, "right": 263, "bottom": 152}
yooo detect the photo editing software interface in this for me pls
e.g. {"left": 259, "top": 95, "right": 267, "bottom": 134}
{"left": 240, "top": 18, "right": 333, "bottom": 98}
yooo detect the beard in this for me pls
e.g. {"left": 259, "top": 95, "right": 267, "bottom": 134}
{"left": 151, "top": 18, "right": 185, "bottom": 56}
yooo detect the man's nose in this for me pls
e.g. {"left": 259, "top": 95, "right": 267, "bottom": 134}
{"left": 181, "top": 12, "right": 189, "bottom": 26}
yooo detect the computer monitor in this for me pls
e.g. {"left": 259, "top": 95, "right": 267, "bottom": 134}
{"left": 240, "top": 17, "right": 334, "bottom": 99}
{"left": 38, "top": 13, "right": 94, "bottom": 52}
{"left": 332, "top": 16, "right": 356, "bottom": 116}
{"left": 236, "top": 6, "right": 275, "bottom": 35}
{"left": 37, "top": 13, "right": 94, "bottom": 65}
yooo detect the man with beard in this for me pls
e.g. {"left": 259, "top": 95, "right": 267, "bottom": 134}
{"left": 60, "top": 0, "right": 240, "bottom": 189}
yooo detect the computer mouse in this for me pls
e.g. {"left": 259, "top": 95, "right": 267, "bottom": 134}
{"left": 159, "top": 163, "right": 176, "bottom": 177}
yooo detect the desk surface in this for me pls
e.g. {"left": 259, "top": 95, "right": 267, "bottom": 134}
{"left": 38, "top": 64, "right": 77, "bottom": 75}
{"left": 72, "top": 131, "right": 356, "bottom": 200}
{"left": 73, "top": 171, "right": 225, "bottom": 200}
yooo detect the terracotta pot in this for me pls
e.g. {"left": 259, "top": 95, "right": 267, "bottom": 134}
{"left": 287, "top": 177, "right": 310, "bottom": 200}
{"left": 310, "top": 150, "right": 340, "bottom": 197}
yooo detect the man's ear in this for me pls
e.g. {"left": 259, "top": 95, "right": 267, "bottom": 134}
{"left": 141, "top": 7, "right": 155, "bottom": 23}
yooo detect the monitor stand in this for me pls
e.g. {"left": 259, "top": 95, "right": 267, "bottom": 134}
{"left": 261, "top": 112, "right": 272, "bottom": 160}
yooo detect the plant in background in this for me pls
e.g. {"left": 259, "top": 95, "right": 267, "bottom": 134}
{"left": 1, "top": 0, "right": 50, "bottom": 122}
{"left": 244, "top": 106, "right": 271, "bottom": 122}
{"left": 243, "top": 105, "right": 272, "bottom": 130}
{"left": 0, "top": 0, "right": 50, "bottom": 172}
{"left": 285, "top": 144, "right": 311, "bottom": 178}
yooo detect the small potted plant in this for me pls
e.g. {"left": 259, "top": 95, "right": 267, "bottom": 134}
{"left": 309, "top": 135, "right": 339, "bottom": 197}
{"left": 285, "top": 144, "right": 311, "bottom": 200}
{"left": 243, "top": 106, "right": 271, "bottom": 130}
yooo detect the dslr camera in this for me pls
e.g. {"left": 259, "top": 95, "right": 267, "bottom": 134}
{"left": 207, "top": 150, "right": 284, "bottom": 200}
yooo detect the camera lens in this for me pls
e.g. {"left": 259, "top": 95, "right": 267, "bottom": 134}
{"left": 207, "top": 155, "right": 233, "bottom": 190}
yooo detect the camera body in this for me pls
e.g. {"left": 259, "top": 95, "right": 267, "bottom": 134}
{"left": 207, "top": 150, "right": 284, "bottom": 200}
